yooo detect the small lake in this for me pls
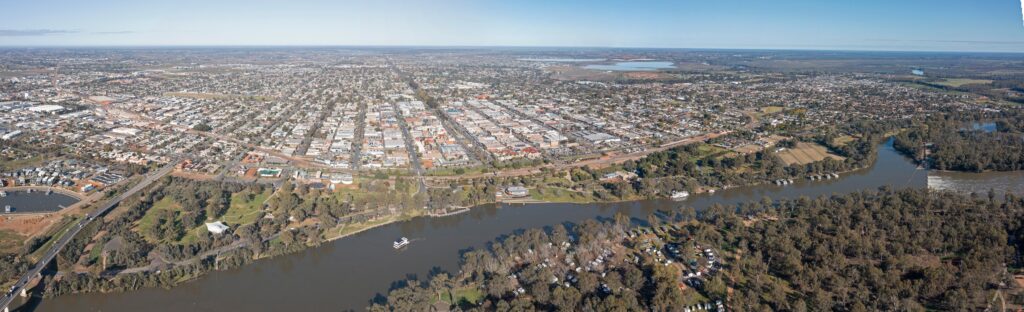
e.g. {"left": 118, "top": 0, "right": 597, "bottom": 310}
{"left": 0, "top": 190, "right": 78, "bottom": 214}
{"left": 584, "top": 61, "right": 676, "bottom": 71}
{"left": 519, "top": 58, "right": 606, "bottom": 62}
{"left": 30, "top": 139, "right": 926, "bottom": 311}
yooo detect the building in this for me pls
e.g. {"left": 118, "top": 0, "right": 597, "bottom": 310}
{"left": 28, "top": 104, "right": 65, "bottom": 114}
{"left": 205, "top": 221, "right": 229, "bottom": 234}
{"left": 110, "top": 127, "right": 142, "bottom": 137}
{"left": 505, "top": 186, "right": 529, "bottom": 197}
{"left": 329, "top": 173, "right": 354, "bottom": 185}
{"left": 1, "top": 130, "right": 23, "bottom": 141}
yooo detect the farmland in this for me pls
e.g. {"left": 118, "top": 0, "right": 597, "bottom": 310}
{"left": 776, "top": 142, "right": 845, "bottom": 166}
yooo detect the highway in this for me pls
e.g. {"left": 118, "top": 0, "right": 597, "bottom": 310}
{"left": 0, "top": 160, "right": 178, "bottom": 312}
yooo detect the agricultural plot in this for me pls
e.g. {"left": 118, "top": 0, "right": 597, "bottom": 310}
{"left": 776, "top": 142, "right": 845, "bottom": 166}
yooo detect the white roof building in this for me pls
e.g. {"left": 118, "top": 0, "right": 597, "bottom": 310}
{"left": 28, "top": 104, "right": 65, "bottom": 114}
{"left": 205, "top": 221, "right": 229, "bottom": 234}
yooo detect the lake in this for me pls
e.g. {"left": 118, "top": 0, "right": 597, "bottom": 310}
{"left": 28, "top": 139, "right": 926, "bottom": 311}
{"left": 0, "top": 190, "right": 78, "bottom": 214}
{"left": 519, "top": 58, "right": 607, "bottom": 62}
{"left": 584, "top": 61, "right": 676, "bottom": 71}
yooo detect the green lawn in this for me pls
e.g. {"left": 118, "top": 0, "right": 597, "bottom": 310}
{"left": 222, "top": 190, "right": 270, "bottom": 225}
{"left": 87, "top": 240, "right": 104, "bottom": 263}
{"left": 426, "top": 166, "right": 487, "bottom": 176}
{"left": 177, "top": 225, "right": 206, "bottom": 245}
{"left": 530, "top": 186, "right": 593, "bottom": 203}
{"left": 326, "top": 214, "right": 403, "bottom": 240}
{"left": 135, "top": 197, "right": 183, "bottom": 243}
{"left": 691, "top": 144, "right": 730, "bottom": 162}
{"left": 453, "top": 287, "right": 484, "bottom": 306}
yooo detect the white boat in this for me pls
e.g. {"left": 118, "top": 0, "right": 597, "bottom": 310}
{"left": 670, "top": 191, "right": 689, "bottom": 199}
{"left": 0, "top": 191, "right": 6, "bottom": 197}
{"left": 4, "top": 205, "right": 11, "bottom": 213}
{"left": 393, "top": 237, "right": 410, "bottom": 249}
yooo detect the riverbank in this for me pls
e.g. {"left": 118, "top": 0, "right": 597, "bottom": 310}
{"left": 28, "top": 137, "right": 931, "bottom": 311}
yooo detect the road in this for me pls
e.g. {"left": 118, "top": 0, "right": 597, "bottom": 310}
{"left": 390, "top": 101, "right": 428, "bottom": 194}
{"left": 0, "top": 159, "right": 179, "bottom": 312}
{"left": 424, "top": 131, "right": 730, "bottom": 181}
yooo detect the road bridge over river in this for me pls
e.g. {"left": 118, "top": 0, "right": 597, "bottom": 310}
{"left": 0, "top": 160, "right": 179, "bottom": 312}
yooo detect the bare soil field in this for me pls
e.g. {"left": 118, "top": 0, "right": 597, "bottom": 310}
{"left": 777, "top": 142, "right": 845, "bottom": 166}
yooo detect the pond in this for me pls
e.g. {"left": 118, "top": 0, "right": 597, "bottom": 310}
{"left": 0, "top": 190, "right": 79, "bottom": 214}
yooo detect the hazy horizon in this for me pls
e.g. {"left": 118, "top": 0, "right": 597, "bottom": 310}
{"left": 2, "top": 0, "right": 1023, "bottom": 52}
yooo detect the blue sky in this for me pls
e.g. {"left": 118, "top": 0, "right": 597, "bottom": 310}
{"left": 1, "top": 0, "right": 1022, "bottom": 51}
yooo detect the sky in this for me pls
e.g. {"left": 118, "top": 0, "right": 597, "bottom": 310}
{"left": 0, "top": 0, "right": 1023, "bottom": 52}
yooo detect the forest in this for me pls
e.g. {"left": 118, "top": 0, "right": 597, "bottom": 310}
{"left": 370, "top": 188, "right": 1024, "bottom": 311}
{"left": 894, "top": 110, "right": 1024, "bottom": 172}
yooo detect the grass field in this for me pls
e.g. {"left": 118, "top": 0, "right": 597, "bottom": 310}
{"left": 178, "top": 225, "right": 205, "bottom": 245}
{"left": 530, "top": 186, "right": 593, "bottom": 203}
{"left": 0, "top": 229, "right": 26, "bottom": 253}
{"left": 831, "top": 135, "right": 856, "bottom": 146}
{"left": 426, "top": 165, "right": 487, "bottom": 176}
{"left": 693, "top": 144, "right": 731, "bottom": 161}
{"left": 0, "top": 156, "right": 44, "bottom": 171}
{"left": 452, "top": 287, "right": 485, "bottom": 306}
{"left": 326, "top": 214, "right": 406, "bottom": 241}
{"left": 776, "top": 142, "right": 845, "bottom": 166}
{"left": 222, "top": 190, "right": 270, "bottom": 225}
{"left": 932, "top": 78, "right": 993, "bottom": 88}
{"left": 760, "top": 106, "right": 785, "bottom": 114}
{"left": 135, "top": 197, "right": 183, "bottom": 243}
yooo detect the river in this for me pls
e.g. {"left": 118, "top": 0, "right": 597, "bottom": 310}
{"left": 22, "top": 139, "right": 933, "bottom": 311}
{"left": 928, "top": 170, "right": 1024, "bottom": 195}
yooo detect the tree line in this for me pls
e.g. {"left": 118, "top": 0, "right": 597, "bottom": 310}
{"left": 371, "top": 187, "right": 1024, "bottom": 311}
{"left": 894, "top": 110, "right": 1024, "bottom": 172}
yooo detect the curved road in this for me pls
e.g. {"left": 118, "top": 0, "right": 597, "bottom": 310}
{"left": 1, "top": 160, "right": 179, "bottom": 312}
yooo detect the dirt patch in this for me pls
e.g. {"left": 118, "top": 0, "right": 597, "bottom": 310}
{"left": 0, "top": 214, "right": 63, "bottom": 238}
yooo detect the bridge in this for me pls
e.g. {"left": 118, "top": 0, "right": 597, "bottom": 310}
{"left": 0, "top": 159, "right": 179, "bottom": 312}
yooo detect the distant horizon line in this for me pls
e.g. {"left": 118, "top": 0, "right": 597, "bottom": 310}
{"left": 0, "top": 44, "right": 1022, "bottom": 54}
